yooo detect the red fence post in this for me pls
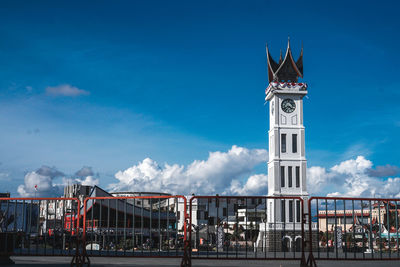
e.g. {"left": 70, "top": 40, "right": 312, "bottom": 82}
{"left": 71, "top": 198, "right": 90, "bottom": 266}
{"left": 305, "top": 197, "right": 317, "bottom": 267}
{"left": 181, "top": 196, "right": 191, "bottom": 266}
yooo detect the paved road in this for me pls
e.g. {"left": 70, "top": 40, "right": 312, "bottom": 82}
{"left": 4, "top": 256, "right": 400, "bottom": 266}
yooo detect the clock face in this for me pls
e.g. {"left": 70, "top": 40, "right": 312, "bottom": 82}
{"left": 281, "top": 99, "right": 296, "bottom": 113}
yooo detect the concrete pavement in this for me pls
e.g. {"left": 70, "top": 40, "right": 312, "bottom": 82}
{"left": 5, "top": 256, "right": 400, "bottom": 266}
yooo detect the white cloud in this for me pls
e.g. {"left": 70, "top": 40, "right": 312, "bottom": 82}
{"left": 75, "top": 176, "right": 99, "bottom": 186}
{"left": 46, "top": 84, "right": 89, "bottom": 96}
{"left": 16, "top": 152, "right": 399, "bottom": 199}
{"left": 307, "top": 156, "right": 400, "bottom": 198}
{"left": 75, "top": 166, "right": 94, "bottom": 178}
{"left": 17, "top": 166, "right": 63, "bottom": 197}
{"left": 382, "top": 178, "right": 400, "bottom": 198}
{"left": 307, "top": 166, "right": 333, "bottom": 194}
{"left": 227, "top": 174, "right": 268, "bottom": 195}
{"left": 109, "top": 150, "right": 400, "bottom": 198}
{"left": 331, "top": 156, "right": 372, "bottom": 175}
{"left": 108, "top": 145, "right": 268, "bottom": 195}
{"left": 17, "top": 166, "right": 99, "bottom": 197}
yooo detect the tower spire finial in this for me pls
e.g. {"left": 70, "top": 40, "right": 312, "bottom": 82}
{"left": 266, "top": 39, "right": 303, "bottom": 83}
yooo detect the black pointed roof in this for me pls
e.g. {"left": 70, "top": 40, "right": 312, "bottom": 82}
{"left": 266, "top": 39, "right": 303, "bottom": 83}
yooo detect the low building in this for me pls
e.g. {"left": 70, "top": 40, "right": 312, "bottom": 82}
{"left": 82, "top": 186, "right": 179, "bottom": 249}
{"left": 371, "top": 201, "right": 400, "bottom": 226}
{"left": 111, "top": 192, "right": 173, "bottom": 211}
{"left": 63, "top": 184, "right": 93, "bottom": 212}
{"left": 317, "top": 209, "right": 370, "bottom": 232}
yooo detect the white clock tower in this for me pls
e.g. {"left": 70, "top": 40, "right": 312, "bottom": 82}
{"left": 265, "top": 40, "right": 309, "bottom": 225}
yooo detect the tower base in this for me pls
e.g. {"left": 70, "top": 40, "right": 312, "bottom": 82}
{"left": 256, "top": 223, "right": 318, "bottom": 252}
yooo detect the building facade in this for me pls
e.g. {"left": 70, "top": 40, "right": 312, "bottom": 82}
{"left": 317, "top": 209, "right": 370, "bottom": 233}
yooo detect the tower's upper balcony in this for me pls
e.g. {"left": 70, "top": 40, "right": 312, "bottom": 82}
{"left": 265, "top": 82, "right": 308, "bottom": 101}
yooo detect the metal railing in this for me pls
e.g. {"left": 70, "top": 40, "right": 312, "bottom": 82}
{"left": 81, "top": 195, "right": 188, "bottom": 259}
{"left": 188, "top": 195, "right": 306, "bottom": 262}
{"left": 0, "top": 197, "right": 82, "bottom": 265}
{"left": 3, "top": 195, "right": 400, "bottom": 266}
{"left": 307, "top": 197, "right": 400, "bottom": 264}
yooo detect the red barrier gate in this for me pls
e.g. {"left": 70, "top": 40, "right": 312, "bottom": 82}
{"left": 6, "top": 195, "right": 400, "bottom": 266}
{"left": 0, "top": 197, "right": 82, "bottom": 265}
{"left": 81, "top": 195, "right": 188, "bottom": 265}
{"left": 307, "top": 197, "right": 400, "bottom": 266}
{"left": 189, "top": 195, "right": 306, "bottom": 264}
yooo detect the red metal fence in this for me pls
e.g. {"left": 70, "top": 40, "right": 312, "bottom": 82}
{"left": 307, "top": 197, "right": 400, "bottom": 266}
{"left": 0, "top": 197, "right": 83, "bottom": 265}
{"left": 81, "top": 195, "right": 188, "bottom": 260}
{"left": 188, "top": 195, "right": 306, "bottom": 262}
{"left": 3, "top": 195, "right": 400, "bottom": 266}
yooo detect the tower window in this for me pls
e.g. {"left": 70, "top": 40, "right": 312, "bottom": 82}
{"left": 292, "top": 134, "right": 297, "bottom": 153}
{"left": 281, "top": 166, "right": 285, "bottom": 187}
{"left": 288, "top": 166, "right": 292, "bottom": 187}
{"left": 296, "top": 166, "right": 300, "bottom": 188}
{"left": 281, "top": 134, "right": 286, "bottom": 153}
{"left": 289, "top": 200, "right": 293, "bottom": 222}
{"left": 281, "top": 200, "right": 286, "bottom": 222}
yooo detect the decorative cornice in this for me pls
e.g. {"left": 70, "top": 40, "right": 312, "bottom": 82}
{"left": 265, "top": 82, "right": 308, "bottom": 95}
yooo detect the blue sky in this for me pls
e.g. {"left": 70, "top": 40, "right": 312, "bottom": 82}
{"left": 0, "top": 0, "right": 399, "bottom": 196}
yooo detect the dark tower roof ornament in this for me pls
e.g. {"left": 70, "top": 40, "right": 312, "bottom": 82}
{"left": 266, "top": 38, "right": 303, "bottom": 83}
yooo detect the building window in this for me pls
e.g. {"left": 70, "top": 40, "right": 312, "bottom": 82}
{"left": 296, "top": 200, "right": 301, "bottom": 222}
{"left": 223, "top": 208, "right": 227, "bottom": 217}
{"left": 289, "top": 200, "right": 293, "bottom": 222}
{"left": 288, "top": 166, "right": 292, "bottom": 187}
{"left": 281, "top": 134, "right": 286, "bottom": 153}
{"left": 292, "top": 134, "right": 297, "bottom": 153}
{"left": 281, "top": 166, "right": 285, "bottom": 187}
{"left": 281, "top": 200, "right": 286, "bottom": 222}
{"left": 296, "top": 166, "right": 300, "bottom": 188}
{"left": 327, "top": 218, "right": 339, "bottom": 224}
{"left": 344, "top": 217, "right": 357, "bottom": 224}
